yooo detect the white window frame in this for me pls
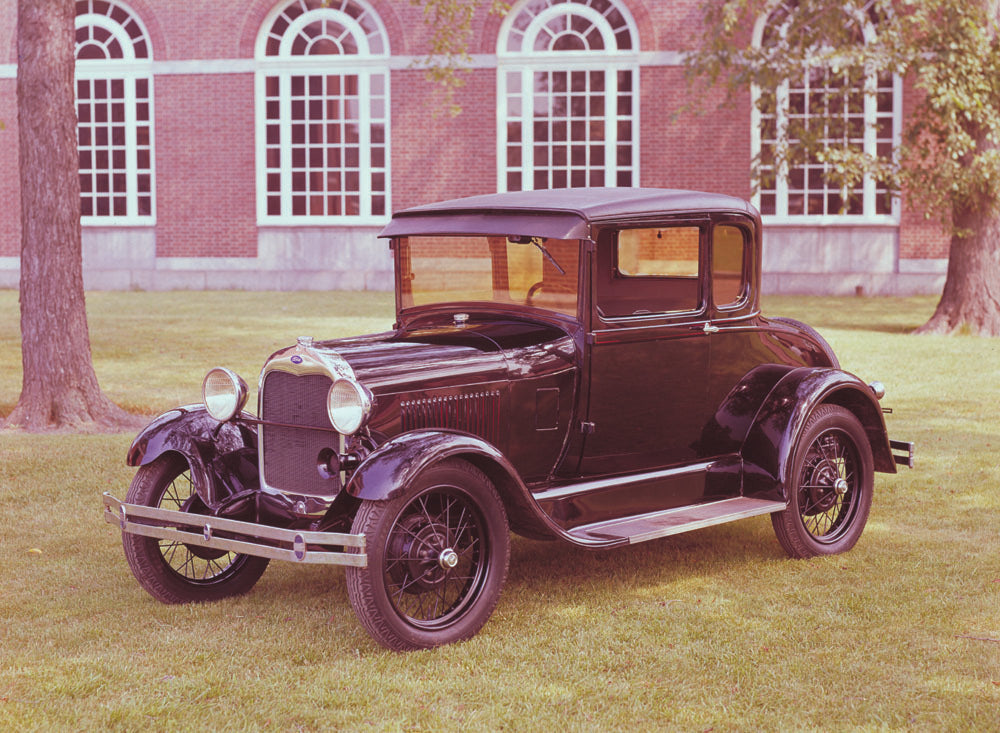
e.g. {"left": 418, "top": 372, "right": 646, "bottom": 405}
{"left": 497, "top": 0, "right": 640, "bottom": 192}
{"left": 75, "top": 1, "right": 155, "bottom": 226}
{"left": 254, "top": 0, "right": 391, "bottom": 226}
{"left": 750, "top": 11, "right": 901, "bottom": 226}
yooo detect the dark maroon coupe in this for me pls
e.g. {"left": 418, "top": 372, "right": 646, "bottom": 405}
{"left": 104, "top": 188, "right": 913, "bottom": 650}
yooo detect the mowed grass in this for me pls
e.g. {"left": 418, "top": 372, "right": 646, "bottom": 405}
{"left": 1, "top": 290, "right": 998, "bottom": 731}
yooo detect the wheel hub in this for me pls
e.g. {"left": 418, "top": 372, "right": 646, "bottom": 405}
{"left": 388, "top": 515, "right": 456, "bottom": 593}
{"left": 804, "top": 461, "right": 843, "bottom": 514}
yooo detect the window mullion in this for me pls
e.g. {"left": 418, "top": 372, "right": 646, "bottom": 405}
{"left": 523, "top": 69, "right": 535, "bottom": 190}
{"left": 358, "top": 71, "right": 372, "bottom": 218}
{"left": 123, "top": 73, "right": 139, "bottom": 219}
{"left": 862, "top": 71, "right": 877, "bottom": 218}
{"left": 604, "top": 66, "right": 616, "bottom": 187}
{"left": 775, "top": 81, "right": 790, "bottom": 218}
{"left": 279, "top": 73, "right": 293, "bottom": 218}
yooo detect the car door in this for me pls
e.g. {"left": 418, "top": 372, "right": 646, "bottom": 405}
{"left": 576, "top": 221, "right": 715, "bottom": 477}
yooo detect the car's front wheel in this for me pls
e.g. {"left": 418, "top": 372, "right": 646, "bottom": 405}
{"left": 122, "top": 453, "right": 269, "bottom": 603}
{"left": 346, "top": 459, "right": 510, "bottom": 651}
{"left": 772, "top": 404, "right": 874, "bottom": 558}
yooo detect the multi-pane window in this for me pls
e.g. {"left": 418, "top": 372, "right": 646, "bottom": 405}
{"left": 75, "top": 0, "right": 154, "bottom": 223}
{"left": 754, "top": 9, "right": 898, "bottom": 220}
{"left": 256, "top": 0, "right": 389, "bottom": 223}
{"left": 498, "top": 0, "right": 639, "bottom": 192}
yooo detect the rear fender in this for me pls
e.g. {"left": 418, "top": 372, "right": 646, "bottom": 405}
{"left": 345, "top": 429, "right": 557, "bottom": 540}
{"left": 741, "top": 368, "right": 894, "bottom": 501}
{"left": 126, "top": 405, "right": 259, "bottom": 508}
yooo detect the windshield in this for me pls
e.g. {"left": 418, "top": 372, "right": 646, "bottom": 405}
{"left": 397, "top": 235, "right": 580, "bottom": 317}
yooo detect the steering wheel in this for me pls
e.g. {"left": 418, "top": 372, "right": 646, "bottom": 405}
{"left": 526, "top": 281, "right": 545, "bottom": 306}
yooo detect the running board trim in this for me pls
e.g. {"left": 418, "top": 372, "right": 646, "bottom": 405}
{"left": 567, "top": 497, "right": 787, "bottom": 545}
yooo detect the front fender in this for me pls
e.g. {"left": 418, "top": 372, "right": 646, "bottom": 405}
{"left": 741, "top": 368, "right": 893, "bottom": 501}
{"left": 345, "top": 429, "right": 559, "bottom": 541}
{"left": 127, "top": 405, "right": 259, "bottom": 508}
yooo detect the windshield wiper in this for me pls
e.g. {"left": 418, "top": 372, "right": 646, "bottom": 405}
{"left": 509, "top": 235, "right": 565, "bottom": 275}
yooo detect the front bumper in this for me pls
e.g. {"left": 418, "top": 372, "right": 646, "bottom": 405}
{"left": 102, "top": 493, "right": 367, "bottom": 567}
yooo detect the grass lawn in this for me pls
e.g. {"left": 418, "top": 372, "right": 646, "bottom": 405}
{"left": 1, "top": 290, "right": 998, "bottom": 730}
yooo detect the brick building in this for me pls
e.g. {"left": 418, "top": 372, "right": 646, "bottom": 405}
{"left": 0, "top": 0, "right": 948, "bottom": 294}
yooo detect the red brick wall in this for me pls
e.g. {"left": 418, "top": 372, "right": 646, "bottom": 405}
{"left": 153, "top": 73, "right": 256, "bottom": 257}
{"left": 639, "top": 66, "right": 751, "bottom": 198}
{"left": 391, "top": 67, "right": 498, "bottom": 210}
{"left": 897, "top": 75, "right": 950, "bottom": 260}
{"left": 0, "top": 78, "right": 18, "bottom": 257}
{"left": 0, "top": 0, "right": 950, "bottom": 269}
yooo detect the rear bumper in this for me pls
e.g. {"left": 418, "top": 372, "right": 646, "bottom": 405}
{"left": 890, "top": 440, "right": 915, "bottom": 469}
{"left": 102, "top": 493, "right": 367, "bottom": 567}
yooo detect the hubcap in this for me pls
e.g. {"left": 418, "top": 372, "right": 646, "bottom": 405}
{"left": 439, "top": 548, "right": 459, "bottom": 569}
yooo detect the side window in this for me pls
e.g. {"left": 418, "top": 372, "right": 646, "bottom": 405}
{"left": 712, "top": 225, "right": 748, "bottom": 307}
{"left": 597, "top": 226, "right": 703, "bottom": 318}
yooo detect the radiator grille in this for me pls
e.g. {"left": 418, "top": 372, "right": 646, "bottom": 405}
{"left": 401, "top": 391, "right": 502, "bottom": 445}
{"left": 260, "top": 371, "right": 341, "bottom": 496}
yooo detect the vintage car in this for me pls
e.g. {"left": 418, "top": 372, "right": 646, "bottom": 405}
{"left": 103, "top": 188, "right": 913, "bottom": 651}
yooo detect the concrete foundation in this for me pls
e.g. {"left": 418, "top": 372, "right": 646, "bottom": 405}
{"left": 0, "top": 223, "right": 946, "bottom": 295}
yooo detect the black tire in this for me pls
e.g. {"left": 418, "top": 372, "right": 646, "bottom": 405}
{"left": 346, "top": 459, "right": 510, "bottom": 651}
{"left": 122, "top": 453, "right": 269, "bottom": 603}
{"left": 772, "top": 405, "right": 873, "bottom": 558}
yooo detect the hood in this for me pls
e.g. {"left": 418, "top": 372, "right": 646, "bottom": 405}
{"left": 315, "top": 329, "right": 506, "bottom": 392}
{"left": 310, "top": 318, "right": 575, "bottom": 394}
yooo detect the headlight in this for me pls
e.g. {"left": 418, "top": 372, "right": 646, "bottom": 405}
{"left": 327, "top": 378, "right": 372, "bottom": 435}
{"left": 202, "top": 367, "right": 249, "bottom": 422}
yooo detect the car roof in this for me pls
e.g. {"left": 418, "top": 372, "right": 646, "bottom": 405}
{"left": 379, "top": 188, "right": 758, "bottom": 239}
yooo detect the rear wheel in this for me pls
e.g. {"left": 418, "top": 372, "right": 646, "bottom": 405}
{"left": 122, "top": 454, "right": 269, "bottom": 603}
{"left": 772, "top": 405, "right": 873, "bottom": 558}
{"left": 346, "top": 459, "right": 510, "bottom": 651}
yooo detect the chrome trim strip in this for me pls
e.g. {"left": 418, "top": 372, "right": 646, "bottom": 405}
{"left": 102, "top": 493, "right": 367, "bottom": 568}
{"left": 567, "top": 497, "right": 787, "bottom": 545}
{"left": 532, "top": 461, "right": 716, "bottom": 503}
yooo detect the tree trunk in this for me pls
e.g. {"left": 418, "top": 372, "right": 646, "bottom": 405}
{"left": 915, "top": 196, "right": 1000, "bottom": 336}
{"left": 3, "top": 0, "right": 136, "bottom": 432}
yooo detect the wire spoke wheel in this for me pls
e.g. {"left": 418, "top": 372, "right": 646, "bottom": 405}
{"left": 154, "top": 468, "right": 242, "bottom": 583}
{"left": 122, "top": 454, "right": 269, "bottom": 603}
{"left": 797, "top": 430, "right": 860, "bottom": 544}
{"left": 383, "top": 488, "right": 487, "bottom": 628}
{"left": 346, "top": 459, "right": 510, "bottom": 651}
{"left": 772, "top": 405, "right": 874, "bottom": 558}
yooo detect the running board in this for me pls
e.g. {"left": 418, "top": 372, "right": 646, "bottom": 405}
{"left": 566, "top": 497, "right": 787, "bottom": 545}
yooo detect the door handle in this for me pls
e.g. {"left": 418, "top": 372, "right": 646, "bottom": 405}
{"left": 703, "top": 322, "right": 719, "bottom": 334}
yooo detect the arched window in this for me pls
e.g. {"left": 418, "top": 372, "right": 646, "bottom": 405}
{"left": 753, "top": 4, "right": 899, "bottom": 220}
{"left": 75, "top": 0, "right": 154, "bottom": 223}
{"left": 498, "top": 0, "right": 639, "bottom": 191}
{"left": 256, "top": 0, "right": 390, "bottom": 223}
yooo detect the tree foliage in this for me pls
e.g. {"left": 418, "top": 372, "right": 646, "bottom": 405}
{"left": 410, "top": 0, "right": 508, "bottom": 116}
{"left": 689, "top": 0, "right": 1000, "bottom": 335}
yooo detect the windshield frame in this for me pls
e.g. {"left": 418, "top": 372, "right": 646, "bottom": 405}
{"left": 392, "top": 234, "right": 586, "bottom": 327}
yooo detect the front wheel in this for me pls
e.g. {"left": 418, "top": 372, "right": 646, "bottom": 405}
{"left": 772, "top": 405, "right": 874, "bottom": 558}
{"left": 346, "top": 459, "right": 510, "bottom": 651}
{"left": 122, "top": 453, "right": 269, "bottom": 603}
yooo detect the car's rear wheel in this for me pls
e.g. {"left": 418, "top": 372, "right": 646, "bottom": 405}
{"left": 772, "top": 405, "right": 873, "bottom": 558}
{"left": 346, "top": 459, "right": 510, "bottom": 651}
{"left": 122, "top": 453, "right": 269, "bottom": 603}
